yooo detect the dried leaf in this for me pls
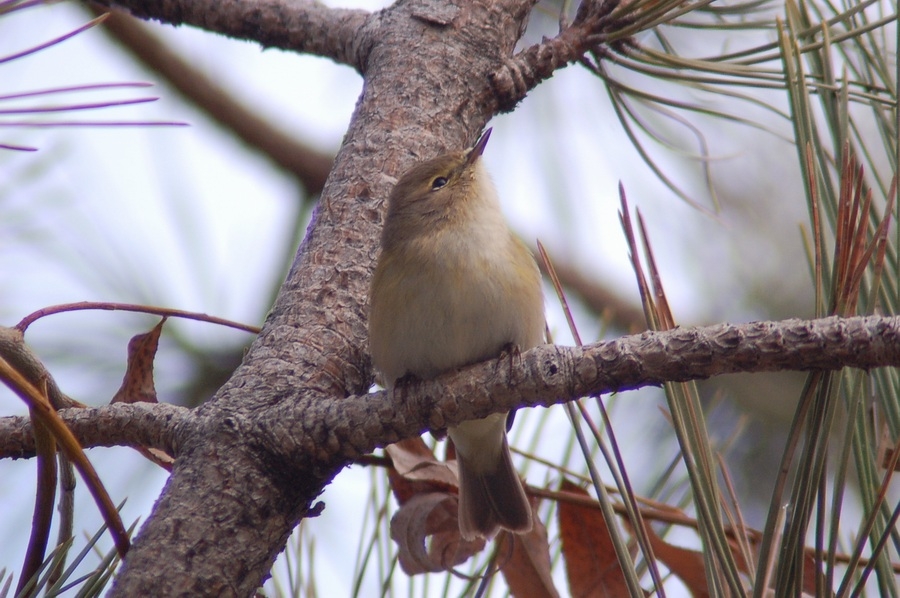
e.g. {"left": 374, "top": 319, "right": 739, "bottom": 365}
{"left": 133, "top": 446, "right": 175, "bottom": 470}
{"left": 643, "top": 525, "right": 709, "bottom": 598}
{"left": 390, "top": 492, "right": 484, "bottom": 574}
{"left": 386, "top": 438, "right": 459, "bottom": 505}
{"left": 558, "top": 479, "right": 631, "bottom": 598}
{"left": 112, "top": 319, "right": 165, "bottom": 404}
{"left": 386, "top": 437, "right": 458, "bottom": 484}
{"left": 497, "top": 503, "right": 559, "bottom": 598}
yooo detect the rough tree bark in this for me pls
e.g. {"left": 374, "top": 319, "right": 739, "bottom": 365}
{"left": 5, "top": 314, "right": 900, "bottom": 459}
{"left": 97, "top": 0, "right": 550, "bottom": 594}
{"left": 1, "top": 0, "right": 895, "bottom": 595}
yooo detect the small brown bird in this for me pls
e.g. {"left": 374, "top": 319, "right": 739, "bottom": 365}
{"left": 368, "top": 129, "right": 544, "bottom": 540}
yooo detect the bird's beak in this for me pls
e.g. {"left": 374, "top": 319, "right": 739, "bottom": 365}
{"left": 465, "top": 128, "right": 492, "bottom": 168}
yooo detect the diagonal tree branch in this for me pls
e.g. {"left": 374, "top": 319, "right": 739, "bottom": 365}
{"left": 92, "top": 0, "right": 372, "bottom": 70}
{"left": 90, "top": 2, "right": 647, "bottom": 331}
{"left": 98, "top": 0, "right": 537, "bottom": 593}
{"left": 19, "top": 0, "right": 884, "bottom": 594}
{"left": 90, "top": 7, "right": 334, "bottom": 194}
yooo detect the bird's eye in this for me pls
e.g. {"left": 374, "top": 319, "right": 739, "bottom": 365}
{"left": 431, "top": 176, "right": 448, "bottom": 190}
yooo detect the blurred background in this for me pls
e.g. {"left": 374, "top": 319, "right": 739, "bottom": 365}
{"left": 1, "top": 0, "right": 893, "bottom": 595}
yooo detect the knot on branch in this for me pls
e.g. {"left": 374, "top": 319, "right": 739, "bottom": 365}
{"left": 489, "top": 38, "right": 575, "bottom": 111}
{"left": 573, "top": 0, "right": 619, "bottom": 29}
{"left": 569, "top": 0, "right": 638, "bottom": 63}
{"left": 488, "top": 0, "right": 637, "bottom": 112}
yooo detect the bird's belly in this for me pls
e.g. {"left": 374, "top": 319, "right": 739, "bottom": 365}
{"left": 375, "top": 258, "right": 530, "bottom": 383}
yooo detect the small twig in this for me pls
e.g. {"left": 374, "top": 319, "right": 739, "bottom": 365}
{"left": 16, "top": 301, "right": 260, "bottom": 334}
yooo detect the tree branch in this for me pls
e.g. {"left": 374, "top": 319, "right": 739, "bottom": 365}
{"left": 92, "top": 0, "right": 371, "bottom": 71}
{"left": 488, "top": 0, "right": 634, "bottom": 111}
{"left": 5, "top": 315, "right": 895, "bottom": 463}
{"left": 38, "top": 0, "right": 886, "bottom": 594}
{"left": 0, "top": 403, "right": 188, "bottom": 459}
{"left": 103, "top": 0, "right": 537, "bottom": 593}
{"left": 92, "top": 7, "right": 334, "bottom": 194}
{"left": 0, "top": 327, "right": 79, "bottom": 410}
{"left": 296, "top": 315, "right": 900, "bottom": 460}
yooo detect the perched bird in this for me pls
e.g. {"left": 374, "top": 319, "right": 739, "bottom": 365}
{"left": 369, "top": 129, "right": 544, "bottom": 540}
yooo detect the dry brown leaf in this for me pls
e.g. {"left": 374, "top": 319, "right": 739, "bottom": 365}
{"left": 386, "top": 437, "right": 459, "bottom": 505}
{"left": 643, "top": 526, "right": 709, "bottom": 598}
{"left": 108, "top": 319, "right": 175, "bottom": 467}
{"left": 386, "top": 437, "right": 459, "bottom": 485}
{"left": 558, "top": 479, "right": 632, "bottom": 598}
{"left": 133, "top": 446, "right": 175, "bottom": 470}
{"left": 799, "top": 546, "right": 823, "bottom": 594}
{"left": 386, "top": 436, "right": 436, "bottom": 472}
{"left": 390, "top": 492, "right": 484, "bottom": 574}
{"left": 112, "top": 319, "right": 165, "bottom": 404}
{"left": 497, "top": 502, "right": 559, "bottom": 598}
{"left": 630, "top": 506, "right": 820, "bottom": 597}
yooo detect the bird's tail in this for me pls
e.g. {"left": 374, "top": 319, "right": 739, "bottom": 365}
{"left": 452, "top": 418, "right": 532, "bottom": 541}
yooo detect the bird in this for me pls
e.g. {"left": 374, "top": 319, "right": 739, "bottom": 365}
{"left": 368, "top": 128, "right": 544, "bottom": 540}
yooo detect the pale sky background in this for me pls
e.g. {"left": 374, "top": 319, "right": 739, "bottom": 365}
{"left": 0, "top": 0, "right": 847, "bottom": 595}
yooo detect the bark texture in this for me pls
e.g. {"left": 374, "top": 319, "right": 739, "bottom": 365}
{"left": 94, "top": 0, "right": 371, "bottom": 68}
{"left": 104, "top": 0, "right": 541, "bottom": 594}
{"left": 5, "top": 315, "right": 900, "bottom": 460}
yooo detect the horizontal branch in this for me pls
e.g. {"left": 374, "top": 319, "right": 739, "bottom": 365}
{"left": 97, "top": 0, "right": 371, "bottom": 71}
{"left": 0, "top": 403, "right": 188, "bottom": 459}
{"left": 317, "top": 315, "right": 900, "bottom": 459}
{"left": 4, "top": 316, "right": 898, "bottom": 468}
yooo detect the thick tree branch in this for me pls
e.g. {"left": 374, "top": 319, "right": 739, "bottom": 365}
{"left": 299, "top": 315, "right": 900, "bottom": 460}
{"left": 92, "top": 1, "right": 646, "bottom": 332}
{"left": 96, "top": 2, "right": 645, "bottom": 330}
{"left": 105, "top": 1, "right": 537, "bottom": 594}
{"left": 92, "top": 0, "right": 371, "bottom": 71}
{"left": 5, "top": 315, "right": 896, "bottom": 462}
